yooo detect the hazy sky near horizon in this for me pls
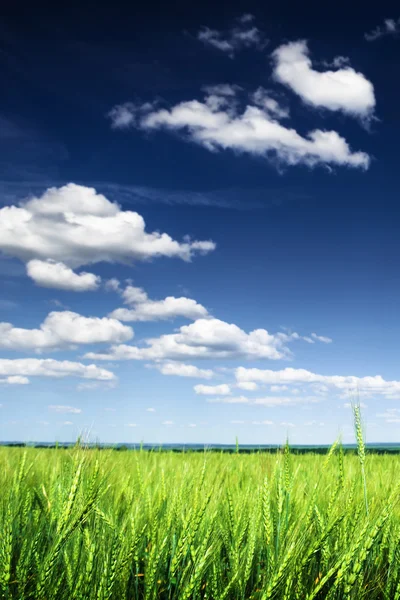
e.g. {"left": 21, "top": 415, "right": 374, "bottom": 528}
{"left": 1, "top": 0, "right": 400, "bottom": 444}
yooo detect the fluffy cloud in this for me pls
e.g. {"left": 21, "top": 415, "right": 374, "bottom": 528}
{"left": 235, "top": 367, "right": 400, "bottom": 399}
{"left": 109, "top": 284, "right": 208, "bottom": 322}
{"left": 110, "top": 88, "right": 369, "bottom": 169}
{"left": 153, "top": 362, "right": 214, "bottom": 379}
{"left": 26, "top": 260, "right": 101, "bottom": 291}
{"left": 365, "top": 18, "right": 400, "bottom": 41}
{"left": 0, "top": 311, "right": 133, "bottom": 351}
{"left": 194, "top": 383, "right": 231, "bottom": 395}
{"left": 0, "top": 375, "right": 29, "bottom": 385}
{"left": 0, "top": 184, "right": 215, "bottom": 288}
{"left": 84, "top": 317, "right": 303, "bottom": 362}
{"left": 0, "top": 358, "right": 115, "bottom": 381}
{"left": 197, "top": 14, "right": 267, "bottom": 57}
{"left": 272, "top": 41, "right": 375, "bottom": 118}
{"left": 236, "top": 381, "right": 259, "bottom": 391}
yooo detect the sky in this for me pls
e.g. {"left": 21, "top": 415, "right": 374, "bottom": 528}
{"left": 1, "top": 0, "right": 400, "bottom": 445}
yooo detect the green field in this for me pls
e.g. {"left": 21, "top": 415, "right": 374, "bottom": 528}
{"left": 1, "top": 430, "right": 400, "bottom": 598}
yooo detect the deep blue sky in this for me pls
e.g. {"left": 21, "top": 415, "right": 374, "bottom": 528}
{"left": 1, "top": 0, "right": 400, "bottom": 444}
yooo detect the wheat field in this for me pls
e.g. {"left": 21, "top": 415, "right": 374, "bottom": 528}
{"left": 1, "top": 429, "right": 400, "bottom": 599}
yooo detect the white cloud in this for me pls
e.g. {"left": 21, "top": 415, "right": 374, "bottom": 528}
{"left": 252, "top": 420, "right": 274, "bottom": 425}
{"left": 49, "top": 405, "right": 82, "bottom": 414}
{"left": 194, "top": 383, "right": 231, "bottom": 395}
{"left": 110, "top": 284, "right": 208, "bottom": 322}
{"left": 85, "top": 318, "right": 303, "bottom": 362}
{"left": 62, "top": 421, "right": 73, "bottom": 426}
{"left": 126, "top": 423, "right": 137, "bottom": 427}
{"left": 0, "top": 375, "right": 29, "bottom": 385}
{"left": 162, "top": 420, "right": 174, "bottom": 426}
{"left": 0, "top": 184, "right": 215, "bottom": 286}
{"left": 0, "top": 310, "right": 133, "bottom": 351}
{"left": 146, "top": 407, "right": 156, "bottom": 412}
{"left": 197, "top": 15, "right": 267, "bottom": 57}
{"left": 112, "top": 89, "right": 369, "bottom": 169}
{"left": 0, "top": 358, "right": 115, "bottom": 381}
{"left": 236, "top": 367, "right": 400, "bottom": 399}
{"left": 153, "top": 362, "right": 214, "bottom": 379}
{"left": 236, "top": 381, "right": 258, "bottom": 391}
{"left": 272, "top": 40, "right": 375, "bottom": 118}
{"left": 26, "top": 260, "right": 101, "bottom": 291}
{"left": 311, "top": 332, "right": 332, "bottom": 343}
{"left": 365, "top": 18, "right": 400, "bottom": 41}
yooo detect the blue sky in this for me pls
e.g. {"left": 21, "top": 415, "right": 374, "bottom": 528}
{"left": 1, "top": 1, "right": 400, "bottom": 444}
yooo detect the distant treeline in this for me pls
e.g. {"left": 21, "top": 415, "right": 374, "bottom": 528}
{"left": 2, "top": 442, "right": 400, "bottom": 454}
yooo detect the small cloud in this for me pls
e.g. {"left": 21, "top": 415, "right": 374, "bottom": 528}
{"left": 197, "top": 15, "right": 267, "bottom": 58}
{"left": 49, "top": 405, "right": 82, "bottom": 414}
{"left": 126, "top": 423, "right": 137, "bottom": 427}
{"left": 105, "top": 278, "right": 121, "bottom": 292}
{"left": 147, "top": 407, "right": 156, "bottom": 412}
{"left": 162, "top": 420, "right": 174, "bottom": 426}
{"left": 230, "top": 420, "right": 245, "bottom": 424}
{"left": 62, "top": 421, "right": 73, "bottom": 426}
{"left": 365, "top": 18, "right": 400, "bottom": 41}
{"left": 270, "top": 385, "right": 288, "bottom": 392}
{"left": 104, "top": 407, "right": 116, "bottom": 412}
{"left": 188, "top": 423, "right": 197, "bottom": 428}
{"left": 252, "top": 420, "right": 274, "bottom": 425}
{"left": 311, "top": 332, "right": 332, "bottom": 344}
{"left": 0, "top": 375, "right": 30, "bottom": 385}
{"left": 280, "top": 422, "right": 295, "bottom": 428}
{"left": 194, "top": 383, "right": 231, "bottom": 395}
{"left": 237, "top": 381, "right": 258, "bottom": 391}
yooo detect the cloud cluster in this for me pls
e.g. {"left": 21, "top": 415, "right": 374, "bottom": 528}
{"left": 109, "top": 88, "right": 369, "bottom": 169}
{"left": 85, "top": 317, "right": 304, "bottom": 362}
{"left": 365, "top": 18, "right": 400, "bottom": 41}
{"left": 197, "top": 14, "right": 267, "bottom": 57}
{"left": 235, "top": 367, "right": 400, "bottom": 399}
{"left": 272, "top": 41, "right": 375, "bottom": 118}
{"left": 0, "top": 311, "right": 133, "bottom": 351}
{"left": 0, "top": 358, "right": 115, "bottom": 381}
{"left": 109, "top": 284, "right": 209, "bottom": 322}
{"left": 0, "top": 184, "right": 215, "bottom": 290}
